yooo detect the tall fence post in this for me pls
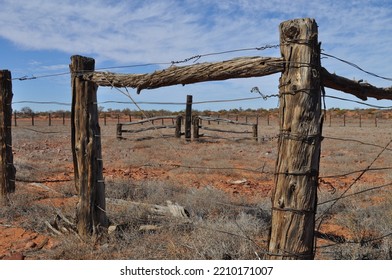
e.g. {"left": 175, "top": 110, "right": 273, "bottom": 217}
{"left": 268, "top": 18, "right": 323, "bottom": 260}
{"left": 185, "top": 95, "right": 192, "bottom": 140}
{"left": 0, "top": 70, "right": 16, "bottom": 205}
{"left": 70, "top": 55, "right": 107, "bottom": 236}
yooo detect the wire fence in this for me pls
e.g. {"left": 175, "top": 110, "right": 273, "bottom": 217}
{"left": 6, "top": 44, "right": 392, "bottom": 259}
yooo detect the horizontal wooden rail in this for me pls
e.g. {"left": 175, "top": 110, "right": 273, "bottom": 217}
{"left": 199, "top": 126, "right": 254, "bottom": 134}
{"left": 83, "top": 56, "right": 284, "bottom": 93}
{"left": 120, "top": 125, "right": 177, "bottom": 134}
{"left": 117, "top": 115, "right": 182, "bottom": 139}
{"left": 198, "top": 116, "right": 255, "bottom": 126}
{"left": 321, "top": 67, "right": 392, "bottom": 101}
{"left": 119, "top": 115, "right": 178, "bottom": 125}
{"left": 194, "top": 115, "right": 257, "bottom": 141}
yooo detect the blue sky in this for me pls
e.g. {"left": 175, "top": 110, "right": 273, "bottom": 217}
{"left": 1, "top": 0, "right": 392, "bottom": 112}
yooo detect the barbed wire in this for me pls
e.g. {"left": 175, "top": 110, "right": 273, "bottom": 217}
{"left": 12, "top": 43, "right": 280, "bottom": 81}
{"left": 321, "top": 52, "right": 392, "bottom": 82}
{"left": 316, "top": 137, "right": 392, "bottom": 228}
{"left": 170, "top": 44, "right": 280, "bottom": 64}
{"left": 325, "top": 95, "right": 392, "bottom": 109}
{"left": 318, "top": 181, "right": 392, "bottom": 206}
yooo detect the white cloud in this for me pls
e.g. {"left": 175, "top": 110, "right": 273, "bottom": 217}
{"left": 2, "top": 0, "right": 392, "bottom": 109}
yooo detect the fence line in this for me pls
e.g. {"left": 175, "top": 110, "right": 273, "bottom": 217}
{"left": 5, "top": 37, "right": 392, "bottom": 258}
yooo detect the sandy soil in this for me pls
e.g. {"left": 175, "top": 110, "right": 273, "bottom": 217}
{"left": 0, "top": 115, "right": 391, "bottom": 259}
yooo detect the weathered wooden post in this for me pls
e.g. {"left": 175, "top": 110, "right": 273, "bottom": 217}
{"left": 175, "top": 115, "right": 182, "bottom": 138}
{"left": 193, "top": 116, "right": 200, "bottom": 139}
{"left": 31, "top": 113, "right": 34, "bottom": 126}
{"left": 185, "top": 95, "right": 192, "bottom": 140}
{"left": 48, "top": 113, "right": 52, "bottom": 126}
{"left": 70, "top": 55, "right": 108, "bottom": 236}
{"left": 267, "top": 18, "right": 323, "bottom": 260}
{"left": 252, "top": 124, "right": 258, "bottom": 142}
{"left": 0, "top": 70, "right": 16, "bottom": 205}
{"left": 14, "top": 111, "right": 17, "bottom": 127}
{"left": 116, "top": 123, "right": 123, "bottom": 139}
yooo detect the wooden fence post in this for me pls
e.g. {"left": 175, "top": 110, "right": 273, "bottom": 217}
{"left": 193, "top": 116, "right": 200, "bottom": 139}
{"left": 175, "top": 115, "right": 182, "bottom": 138}
{"left": 116, "top": 123, "right": 123, "bottom": 139}
{"left": 14, "top": 111, "right": 17, "bottom": 127}
{"left": 0, "top": 70, "right": 16, "bottom": 205}
{"left": 48, "top": 113, "right": 52, "bottom": 126}
{"left": 185, "top": 95, "right": 192, "bottom": 140}
{"left": 31, "top": 113, "right": 34, "bottom": 126}
{"left": 252, "top": 124, "right": 258, "bottom": 142}
{"left": 70, "top": 55, "right": 107, "bottom": 236}
{"left": 268, "top": 18, "right": 323, "bottom": 260}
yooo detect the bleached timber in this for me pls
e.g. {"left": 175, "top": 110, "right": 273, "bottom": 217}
{"left": 83, "top": 57, "right": 284, "bottom": 93}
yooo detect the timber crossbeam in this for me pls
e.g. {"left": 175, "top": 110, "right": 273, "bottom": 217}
{"left": 82, "top": 56, "right": 284, "bottom": 93}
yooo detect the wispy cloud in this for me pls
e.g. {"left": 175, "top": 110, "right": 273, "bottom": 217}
{"left": 1, "top": 0, "right": 392, "bottom": 109}
{"left": 1, "top": 0, "right": 391, "bottom": 65}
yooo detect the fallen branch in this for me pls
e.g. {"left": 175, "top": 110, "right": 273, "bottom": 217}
{"left": 106, "top": 198, "right": 190, "bottom": 220}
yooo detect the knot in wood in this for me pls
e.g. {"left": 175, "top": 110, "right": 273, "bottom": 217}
{"left": 284, "top": 25, "right": 300, "bottom": 40}
{"left": 278, "top": 198, "right": 285, "bottom": 208}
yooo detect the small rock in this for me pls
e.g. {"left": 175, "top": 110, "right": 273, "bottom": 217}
{"left": 108, "top": 225, "right": 117, "bottom": 235}
{"left": 25, "top": 241, "right": 37, "bottom": 249}
{"left": 228, "top": 179, "right": 248, "bottom": 185}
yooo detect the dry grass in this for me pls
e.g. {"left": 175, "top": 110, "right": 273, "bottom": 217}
{"left": 2, "top": 116, "right": 391, "bottom": 259}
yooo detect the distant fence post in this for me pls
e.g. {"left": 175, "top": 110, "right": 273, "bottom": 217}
{"left": 48, "top": 113, "right": 52, "bottom": 126}
{"left": 0, "top": 70, "right": 16, "bottom": 205}
{"left": 268, "top": 18, "right": 322, "bottom": 260}
{"left": 175, "top": 115, "right": 182, "bottom": 138}
{"left": 70, "top": 55, "right": 107, "bottom": 236}
{"left": 185, "top": 95, "right": 192, "bottom": 140}
{"left": 193, "top": 116, "right": 200, "bottom": 139}
{"left": 252, "top": 124, "right": 258, "bottom": 142}
{"left": 14, "top": 111, "right": 17, "bottom": 127}
{"left": 116, "top": 123, "right": 123, "bottom": 139}
{"left": 31, "top": 113, "right": 34, "bottom": 126}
